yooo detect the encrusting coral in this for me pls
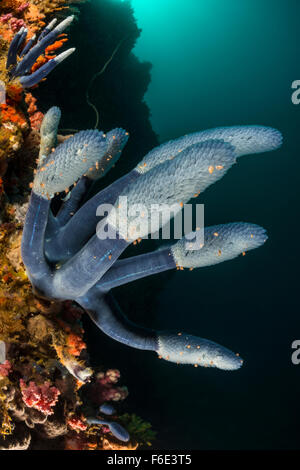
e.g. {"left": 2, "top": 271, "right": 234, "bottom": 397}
{"left": 0, "top": 220, "right": 147, "bottom": 449}
{"left": 0, "top": 1, "right": 75, "bottom": 178}
{"left": 0, "top": 0, "right": 154, "bottom": 451}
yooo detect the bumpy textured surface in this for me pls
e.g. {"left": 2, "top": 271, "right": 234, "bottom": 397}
{"left": 40, "top": 106, "right": 61, "bottom": 140}
{"left": 136, "top": 126, "right": 282, "bottom": 173}
{"left": 109, "top": 140, "right": 236, "bottom": 239}
{"left": 86, "top": 128, "right": 129, "bottom": 180}
{"left": 171, "top": 222, "right": 267, "bottom": 268}
{"left": 157, "top": 333, "right": 243, "bottom": 370}
{"left": 33, "top": 130, "right": 109, "bottom": 197}
{"left": 39, "top": 106, "right": 61, "bottom": 161}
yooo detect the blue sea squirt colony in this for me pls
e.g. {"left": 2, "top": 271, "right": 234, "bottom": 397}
{"left": 22, "top": 108, "right": 282, "bottom": 370}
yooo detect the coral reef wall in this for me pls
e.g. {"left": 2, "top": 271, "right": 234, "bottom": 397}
{"left": 0, "top": 0, "right": 156, "bottom": 450}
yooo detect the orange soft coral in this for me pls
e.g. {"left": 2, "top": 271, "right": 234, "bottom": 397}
{"left": 30, "top": 37, "right": 68, "bottom": 73}
{"left": 6, "top": 83, "right": 23, "bottom": 103}
{"left": 23, "top": 3, "right": 45, "bottom": 32}
{"left": 66, "top": 332, "right": 86, "bottom": 357}
{"left": 25, "top": 92, "right": 44, "bottom": 130}
{"left": 0, "top": 103, "right": 27, "bottom": 128}
{"left": 45, "top": 36, "right": 68, "bottom": 53}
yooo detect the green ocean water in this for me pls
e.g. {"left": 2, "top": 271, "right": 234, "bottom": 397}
{"left": 122, "top": 0, "right": 300, "bottom": 449}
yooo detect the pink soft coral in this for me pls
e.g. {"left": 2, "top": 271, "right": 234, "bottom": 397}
{"left": 20, "top": 379, "right": 60, "bottom": 416}
{"left": 17, "top": 2, "right": 30, "bottom": 12}
{"left": 98, "top": 369, "right": 120, "bottom": 385}
{"left": 89, "top": 369, "right": 128, "bottom": 405}
{"left": 10, "top": 17, "right": 26, "bottom": 32}
{"left": 0, "top": 14, "right": 13, "bottom": 23}
{"left": 67, "top": 415, "right": 87, "bottom": 432}
{"left": 0, "top": 360, "right": 11, "bottom": 377}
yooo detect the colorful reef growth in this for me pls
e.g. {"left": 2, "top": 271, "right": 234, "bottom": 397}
{"left": 0, "top": 161, "right": 150, "bottom": 451}
{"left": 0, "top": 0, "right": 78, "bottom": 180}
{"left": 0, "top": 0, "right": 154, "bottom": 451}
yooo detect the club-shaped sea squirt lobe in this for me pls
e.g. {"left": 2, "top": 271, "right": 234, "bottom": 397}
{"left": 156, "top": 333, "right": 243, "bottom": 370}
{"left": 137, "top": 125, "right": 283, "bottom": 172}
{"left": 99, "top": 403, "right": 116, "bottom": 416}
{"left": 171, "top": 222, "right": 268, "bottom": 268}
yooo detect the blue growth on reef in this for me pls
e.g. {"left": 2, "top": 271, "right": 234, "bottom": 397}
{"left": 99, "top": 403, "right": 116, "bottom": 416}
{"left": 21, "top": 105, "right": 282, "bottom": 376}
{"left": 6, "top": 16, "right": 75, "bottom": 88}
{"left": 86, "top": 417, "right": 130, "bottom": 442}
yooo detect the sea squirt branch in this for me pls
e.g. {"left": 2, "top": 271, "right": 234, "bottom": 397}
{"left": 77, "top": 292, "right": 243, "bottom": 371}
{"left": 95, "top": 222, "right": 267, "bottom": 291}
{"left": 13, "top": 16, "right": 74, "bottom": 78}
{"left": 7, "top": 16, "right": 75, "bottom": 89}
